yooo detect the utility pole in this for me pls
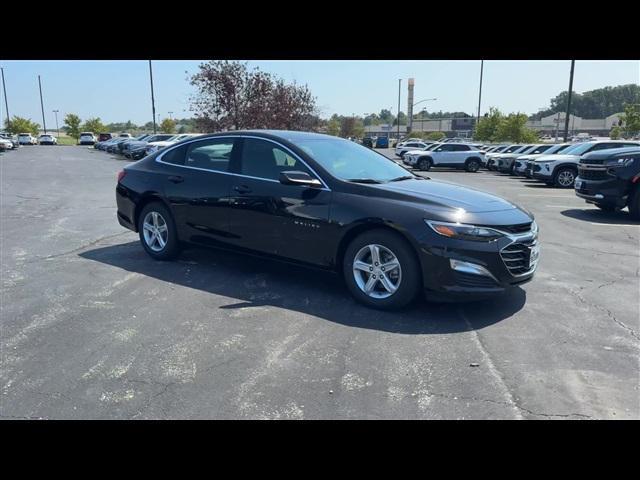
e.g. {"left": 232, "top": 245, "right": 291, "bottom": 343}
{"left": 563, "top": 60, "right": 575, "bottom": 142}
{"left": 53, "top": 110, "right": 60, "bottom": 138}
{"left": 148, "top": 60, "right": 157, "bottom": 134}
{"left": 1, "top": 67, "right": 9, "bottom": 131}
{"left": 168, "top": 111, "right": 173, "bottom": 120}
{"left": 38, "top": 75, "right": 47, "bottom": 134}
{"left": 476, "top": 60, "right": 484, "bottom": 138}
{"left": 397, "top": 79, "right": 401, "bottom": 141}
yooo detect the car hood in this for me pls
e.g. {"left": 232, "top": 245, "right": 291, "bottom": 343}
{"left": 373, "top": 178, "right": 530, "bottom": 215}
{"left": 534, "top": 153, "right": 579, "bottom": 163}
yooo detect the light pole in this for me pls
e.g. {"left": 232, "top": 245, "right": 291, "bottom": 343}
{"left": 168, "top": 111, "right": 173, "bottom": 120}
{"left": 563, "top": 60, "right": 575, "bottom": 142}
{"left": 148, "top": 60, "right": 157, "bottom": 134}
{"left": 476, "top": 60, "right": 484, "bottom": 137}
{"left": 53, "top": 110, "right": 59, "bottom": 139}
{"left": 397, "top": 79, "right": 401, "bottom": 141}
{"left": 38, "top": 75, "right": 47, "bottom": 134}
{"left": 412, "top": 98, "right": 437, "bottom": 133}
{"left": 1, "top": 67, "right": 10, "bottom": 132}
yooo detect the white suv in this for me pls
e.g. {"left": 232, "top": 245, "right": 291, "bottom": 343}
{"left": 38, "top": 134, "right": 58, "bottom": 145}
{"left": 18, "top": 133, "right": 37, "bottom": 145}
{"left": 395, "top": 141, "right": 430, "bottom": 159}
{"left": 79, "top": 132, "right": 96, "bottom": 145}
{"left": 405, "top": 142, "right": 486, "bottom": 172}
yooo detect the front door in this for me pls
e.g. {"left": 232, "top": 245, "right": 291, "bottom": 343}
{"left": 226, "top": 137, "right": 332, "bottom": 265}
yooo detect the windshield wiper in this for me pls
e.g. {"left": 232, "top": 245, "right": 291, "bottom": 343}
{"left": 388, "top": 175, "right": 416, "bottom": 182}
{"left": 346, "top": 178, "right": 383, "bottom": 184}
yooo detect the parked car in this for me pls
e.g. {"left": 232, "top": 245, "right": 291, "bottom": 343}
{"left": 0, "top": 133, "right": 18, "bottom": 149}
{"left": 575, "top": 147, "right": 640, "bottom": 217}
{"left": 18, "top": 133, "right": 37, "bottom": 145}
{"left": 531, "top": 140, "right": 640, "bottom": 188}
{"left": 143, "top": 134, "right": 203, "bottom": 156}
{"left": 115, "top": 130, "right": 539, "bottom": 309}
{"left": 403, "top": 142, "right": 441, "bottom": 166}
{"left": 405, "top": 142, "right": 485, "bottom": 172}
{"left": 118, "top": 132, "right": 133, "bottom": 138}
{"left": 375, "top": 136, "right": 389, "bottom": 148}
{"left": 121, "top": 134, "right": 174, "bottom": 157}
{"left": 79, "top": 132, "right": 96, "bottom": 145}
{"left": 486, "top": 145, "right": 527, "bottom": 170}
{"left": 118, "top": 134, "right": 154, "bottom": 155}
{"left": 515, "top": 144, "right": 573, "bottom": 176}
{"left": 0, "top": 137, "right": 13, "bottom": 151}
{"left": 98, "top": 133, "right": 113, "bottom": 142}
{"left": 494, "top": 144, "right": 554, "bottom": 174}
{"left": 362, "top": 137, "right": 374, "bottom": 148}
{"left": 95, "top": 137, "right": 120, "bottom": 150}
{"left": 395, "top": 140, "right": 430, "bottom": 159}
{"left": 106, "top": 137, "right": 133, "bottom": 153}
{"left": 38, "top": 134, "right": 58, "bottom": 145}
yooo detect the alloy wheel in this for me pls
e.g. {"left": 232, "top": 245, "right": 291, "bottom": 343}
{"left": 142, "top": 211, "right": 169, "bottom": 252}
{"left": 352, "top": 244, "right": 402, "bottom": 299}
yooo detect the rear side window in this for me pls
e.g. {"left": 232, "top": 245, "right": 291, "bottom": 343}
{"left": 185, "top": 138, "right": 236, "bottom": 172}
{"left": 240, "top": 138, "right": 312, "bottom": 181}
{"left": 453, "top": 144, "right": 470, "bottom": 151}
{"left": 161, "top": 144, "right": 188, "bottom": 165}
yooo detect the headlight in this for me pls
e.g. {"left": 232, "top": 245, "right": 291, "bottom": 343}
{"left": 606, "top": 157, "right": 635, "bottom": 167}
{"left": 425, "top": 220, "right": 505, "bottom": 242}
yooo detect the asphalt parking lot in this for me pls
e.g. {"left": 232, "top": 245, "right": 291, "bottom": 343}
{"left": 1, "top": 145, "right": 639, "bottom": 419}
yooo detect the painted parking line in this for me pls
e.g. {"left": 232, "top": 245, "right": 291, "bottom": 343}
{"left": 589, "top": 222, "right": 640, "bottom": 227}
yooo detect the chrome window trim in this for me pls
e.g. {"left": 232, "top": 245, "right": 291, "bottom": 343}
{"left": 155, "top": 134, "right": 331, "bottom": 191}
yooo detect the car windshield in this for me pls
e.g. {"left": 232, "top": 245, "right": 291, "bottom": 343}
{"left": 294, "top": 137, "right": 413, "bottom": 183}
{"left": 562, "top": 143, "right": 597, "bottom": 155}
{"left": 504, "top": 145, "right": 522, "bottom": 153}
{"left": 547, "top": 144, "right": 571, "bottom": 154}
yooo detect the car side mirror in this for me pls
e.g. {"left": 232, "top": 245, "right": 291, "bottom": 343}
{"left": 279, "top": 170, "right": 323, "bottom": 188}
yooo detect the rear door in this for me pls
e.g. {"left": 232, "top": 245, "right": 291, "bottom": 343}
{"left": 159, "top": 137, "right": 239, "bottom": 248}
{"left": 431, "top": 143, "right": 455, "bottom": 165}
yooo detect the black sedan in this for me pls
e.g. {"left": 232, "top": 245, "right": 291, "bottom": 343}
{"left": 116, "top": 130, "right": 539, "bottom": 309}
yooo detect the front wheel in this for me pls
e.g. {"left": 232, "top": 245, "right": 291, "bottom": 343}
{"left": 418, "top": 158, "right": 432, "bottom": 171}
{"left": 595, "top": 204, "right": 616, "bottom": 212}
{"left": 554, "top": 167, "right": 577, "bottom": 188}
{"left": 343, "top": 230, "right": 421, "bottom": 310}
{"left": 137, "top": 202, "right": 181, "bottom": 260}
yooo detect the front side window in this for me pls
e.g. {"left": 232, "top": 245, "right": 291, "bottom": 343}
{"left": 240, "top": 138, "right": 312, "bottom": 181}
{"left": 184, "top": 138, "right": 236, "bottom": 172}
{"left": 293, "top": 137, "right": 412, "bottom": 183}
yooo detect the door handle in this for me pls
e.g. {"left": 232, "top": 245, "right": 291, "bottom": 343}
{"left": 233, "top": 185, "right": 252, "bottom": 194}
{"left": 168, "top": 175, "right": 184, "bottom": 184}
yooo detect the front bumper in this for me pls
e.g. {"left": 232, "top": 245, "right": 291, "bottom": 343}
{"left": 575, "top": 176, "right": 629, "bottom": 208}
{"left": 416, "top": 228, "right": 539, "bottom": 301}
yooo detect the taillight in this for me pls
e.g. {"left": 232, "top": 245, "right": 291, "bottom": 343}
{"left": 117, "top": 170, "right": 127, "bottom": 183}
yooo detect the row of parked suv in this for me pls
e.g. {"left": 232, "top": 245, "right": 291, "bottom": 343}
{"left": 396, "top": 139, "right": 487, "bottom": 172}
{"left": 93, "top": 132, "right": 203, "bottom": 160}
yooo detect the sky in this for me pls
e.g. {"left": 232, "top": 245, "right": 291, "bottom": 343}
{"left": 0, "top": 60, "right": 638, "bottom": 127}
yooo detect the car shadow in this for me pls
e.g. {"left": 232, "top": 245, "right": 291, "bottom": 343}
{"left": 560, "top": 208, "right": 640, "bottom": 225}
{"left": 79, "top": 242, "right": 527, "bottom": 335}
{"left": 523, "top": 182, "right": 557, "bottom": 189}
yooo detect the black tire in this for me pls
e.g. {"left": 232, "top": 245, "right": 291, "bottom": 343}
{"left": 628, "top": 186, "right": 640, "bottom": 220}
{"left": 418, "top": 157, "right": 432, "bottom": 171}
{"left": 137, "top": 202, "right": 181, "bottom": 260}
{"left": 553, "top": 167, "right": 577, "bottom": 188}
{"left": 594, "top": 203, "right": 616, "bottom": 212}
{"left": 465, "top": 158, "right": 481, "bottom": 172}
{"left": 342, "top": 229, "right": 421, "bottom": 310}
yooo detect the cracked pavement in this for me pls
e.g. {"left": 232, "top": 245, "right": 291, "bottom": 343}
{"left": 1, "top": 146, "right": 639, "bottom": 419}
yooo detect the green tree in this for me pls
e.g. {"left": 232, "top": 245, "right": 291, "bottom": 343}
{"left": 4, "top": 116, "right": 40, "bottom": 135}
{"left": 83, "top": 117, "right": 106, "bottom": 135}
{"left": 495, "top": 113, "right": 539, "bottom": 142}
{"left": 619, "top": 104, "right": 640, "bottom": 138}
{"left": 326, "top": 115, "right": 341, "bottom": 136}
{"left": 425, "top": 131, "right": 446, "bottom": 141}
{"left": 64, "top": 113, "right": 82, "bottom": 140}
{"left": 609, "top": 125, "right": 621, "bottom": 139}
{"left": 474, "top": 107, "right": 503, "bottom": 142}
{"left": 160, "top": 118, "right": 176, "bottom": 134}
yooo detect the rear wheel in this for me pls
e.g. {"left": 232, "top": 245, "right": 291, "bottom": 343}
{"left": 554, "top": 167, "right": 577, "bottom": 188}
{"left": 137, "top": 202, "right": 181, "bottom": 260}
{"left": 418, "top": 158, "right": 432, "bottom": 171}
{"left": 465, "top": 158, "right": 481, "bottom": 172}
{"left": 343, "top": 230, "right": 421, "bottom": 310}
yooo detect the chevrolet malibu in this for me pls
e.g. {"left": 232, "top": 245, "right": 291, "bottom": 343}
{"left": 116, "top": 131, "right": 539, "bottom": 309}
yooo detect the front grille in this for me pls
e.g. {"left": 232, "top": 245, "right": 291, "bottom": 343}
{"left": 500, "top": 222, "right": 532, "bottom": 234}
{"left": 500, "top": 239, "right": 537, "bottom": 276}
{"left": 580, "top": 158, "right": 605, "bottom": 165}
{"left": 578, "top": 170, "right": 608, "bottom": 180}
{"left": 453, "top": 271, "right": 498, "bottom": 289}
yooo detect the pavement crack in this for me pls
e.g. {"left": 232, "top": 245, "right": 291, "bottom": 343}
{"left": 23, "top": 231, "right": 132, "bottom": 264}
{"left": 545, "top": 242, "right": 640, "bottom": 258}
